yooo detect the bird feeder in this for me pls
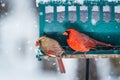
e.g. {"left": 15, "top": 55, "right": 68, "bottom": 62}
{"left": 36, "top": 0, "right": 120, "bottom": 59}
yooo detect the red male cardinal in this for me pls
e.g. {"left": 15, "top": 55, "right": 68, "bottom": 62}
{"left": 63, "top": 28, "right": 113, "bottom": 54}
{"left": 35, "top": 36, "right": 65, "bottom": 73}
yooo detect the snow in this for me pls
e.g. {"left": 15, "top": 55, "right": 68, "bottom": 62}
{"left": 36, "top": 0, "right": 84, "bottom": 4}
{"left": 108, "top": 0, "right": 119, "bottom": 2}
{"left": 69, "top": 6, "right": 76, "bottom": 11}
{"left": 57, "top": 6, "right": 65, "bottom": 12}
{"left": 44, "top": 56, "right": 49, "bottom": 60}
{"left": 36, "top": 0, "right": 84, "bottom": 7}
{"left": 91, "top": 19, "right": 97, "bottom": 25}
{"left": 103, "top": 6, "right": 110, "bottom": 12}
{"left": 115, "top": 6, "right": 120, "bottom": 13}
{"left": 1, "top": 3, "right": 5, "bottom": 7}
{"left": 18, "top": 47, "right": 22, "bottom": 51}
{"left": 45, "top": 19, "right": 51, "bottom": 22}
{"left": 1, "top": 0, "right": 120, "bottom": 80}
{"left": 74, "top": 0, "right": 84, "bottom": 4}
{"left": 40, "top": 12, "right": 43, "bottom": 15}
{"left": 80, "top": 6, "right": 87, "bottom": 10}
{"left": 52, "top": 63, "right": 56, "bottom": 66}
{"left": 36, "top": 0, "right": 40, "bottom": 7}
{"left": 45, "top": 6, "right": 53, "bottom": 13}
{"left": 92, "top": 6, "right": 99, "bottom": 11}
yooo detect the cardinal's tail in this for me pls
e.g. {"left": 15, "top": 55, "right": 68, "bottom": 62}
{"left": 57, "top": 57, "right": 65, "bottom": 73}
{"left": 95, "top": 40, "right": 114, "bottom": 47}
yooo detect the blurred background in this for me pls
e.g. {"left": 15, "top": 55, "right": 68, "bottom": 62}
{"left": 0, "top": 0, "right": 120, "bottom": 80}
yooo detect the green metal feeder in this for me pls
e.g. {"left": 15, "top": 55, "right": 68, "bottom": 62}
{"left": 36, "top": 0, "right": 120, "bottom": 60}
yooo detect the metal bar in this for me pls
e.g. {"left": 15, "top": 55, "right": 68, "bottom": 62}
{"left": 110, "top": 5, "right": 115, "bottom": 21}
{"left": 39, "top": 54, "right": 120, "bottom": 59}
{"left": 54, "top": 5, "right": 57, "bottom": 22}
{"left": 65, "top": 5, "right": 69, "bottom": 21}
{"left": 86, "top": 59, "right": 90, "bottom": 80}
{"left": 88, "top": 6, "right": 92, "bottom": 23}
{"left": 76, "top": 6, "right": 80, "bottom": 22}
{"left": 99, "top": 5, "right": 103, "bottom": 22}
{"left": 39, "top": 4, "right": 45, "bottom": 36}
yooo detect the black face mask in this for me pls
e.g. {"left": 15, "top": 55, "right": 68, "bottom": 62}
{"left": 65, "top": 31, "right": 70, "bottom": 39}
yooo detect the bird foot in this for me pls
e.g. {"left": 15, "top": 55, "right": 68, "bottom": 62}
{"left": 82, "top": 53, "right": 87, "bottom": 59}
{"left": 69, "top": 51, "right": 78, "bottom": 57}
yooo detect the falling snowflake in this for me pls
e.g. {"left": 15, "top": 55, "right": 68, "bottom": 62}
{"left": 40, "top": 12, "right": 43, "bottom": 15}
{"left": 27, "top": 40, "right": 31, "bottom": 44}
{"left": 75, "top": 0, "right": 84, "bottom": 4}
{"left": 34, "top": 25, "right": 38, "bottom": 28}
{"left": 52, "top": 63, "right": 56, "bottom": 66}
{"left": 108, "top": 76, "right": 111, "bottom": 80}
{"left": 5, "top": 12, "right": 8, "bottom": 15}
{"left": 95, "top": 58, "right": 98, "bottom": 61}
{"left": 1, "top": 3, "right": 5, "bottom": 7}
{"left": 37, "top": 0, "right": 85, "bottom": 4}
{"left": 35, "top": 49, "right": 38, "bottom": 53}
{"left": 44, "top": 56, "right": 49, "bottom": 60}
{"left": 45, "top": 19, "right": 50, "bottom": 22}
{"left": 18, "top": 48, "right": 21, "bottom": 51}
{"left": 91, "top": 19, "right": 97, "bottom": 25}
{"left": 36, "top": 0, "right": 39, "bottom": 7}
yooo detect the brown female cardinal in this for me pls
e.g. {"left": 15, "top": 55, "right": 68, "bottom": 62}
{"left": 35, "top": 36, "right": 66, "bottom": 73}
{"left": 63, "top": 28, "right": 113, "bottom": 55}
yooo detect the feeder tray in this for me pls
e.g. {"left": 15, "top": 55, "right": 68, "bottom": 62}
{"left": 36, "top": 0, "right": 120, "bottom": 59}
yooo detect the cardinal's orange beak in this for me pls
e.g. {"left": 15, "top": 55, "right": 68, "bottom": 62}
{"left": 35, "top": 42, "right": 40, "bottom": 46}
{"left": 63, "top": 32, "right": 68, "bottom": 36}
